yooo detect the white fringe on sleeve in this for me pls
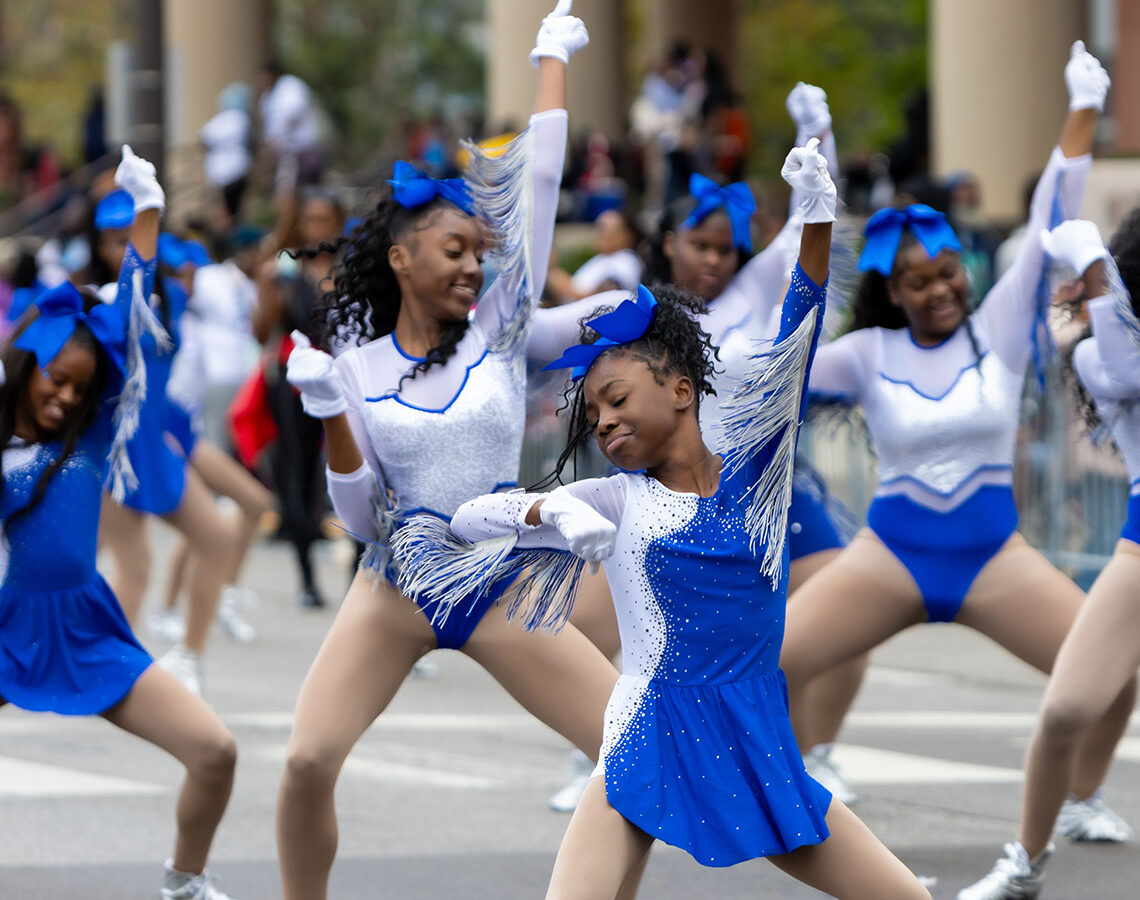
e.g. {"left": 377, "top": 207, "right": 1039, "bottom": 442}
{"left": 718, "top": 306, "right": 819, "bottom": 587}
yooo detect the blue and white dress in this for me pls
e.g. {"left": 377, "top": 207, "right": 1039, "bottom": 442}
{"left": 440, "top": 265, "right": 832, "bottom": 866}
{"left": 0, "top": 248, "right": 157, "bottom": 714}
{"left": 1074, "top": 288, "right": 1140, "bottom": 545}
{"left": 806, "top": 145, "right": 1090, "bottom": 622}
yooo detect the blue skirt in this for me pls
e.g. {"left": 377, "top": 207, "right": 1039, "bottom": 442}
{"left": 602, "top": 668, "right": 832, "bottom": 866}
{"left": 0, "top": 575, "right": 153, "bottom": 715}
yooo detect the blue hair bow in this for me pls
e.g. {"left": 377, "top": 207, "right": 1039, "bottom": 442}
{"left": 543, "top": 284, "right": 659, "bottom": 381}
{"left": 14, "top": 282, "right": 126, "bottom": 373}
{"left": 680, "top": 174, "right": 757, "bottom": 252}
{"left": 858, "top": 204, "right": 962, "bottom": 276}
{"left": 388, "top": 161, "right": 475, "bottom": 216}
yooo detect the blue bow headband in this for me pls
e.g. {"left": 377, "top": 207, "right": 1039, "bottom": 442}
{"left": 388, "top": 161, "right": 475, "bottom": 216}
{"left": 680, "top": 174, "right": 757, "bottom": 252}
{"left": 543, "top": 284, "right": 659, "bottom": 381}
{"left": 857, "top": 204, "right": 962, "bottom": 276}
{"left": 14, "top": 282, "right": 126, "bottom": 373}
{"left": 95, "top": 189, "right": 135, "bottom": 231}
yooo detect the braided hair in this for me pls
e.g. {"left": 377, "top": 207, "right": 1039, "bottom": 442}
{"left": 305, "top": 191, "right": 473, "bottom": 380}
{"left": 0, "top": 292, "right": 112, "bottom": 525}
{"left": 849, "top": 228, "right": 985, "bottom": 369}
{"left": 541, "top": 283, "right": 717, "bottom": 486}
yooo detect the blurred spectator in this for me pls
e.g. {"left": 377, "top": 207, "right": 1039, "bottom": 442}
{"left": 81, "top": 86, "right": 108, "bottom": 165}
{"left": 546, "top": 208, "right": 642, "bottom": 304}
{"left": 201, "top": 82, "right": 254, "bottom": 228}
{"left": 0, "top": 93, "right": 61, "bottom": 212}
{"left": 257, "top": 61, "right": 327, "bottom": 193}
{"left": 946, "top": 170, "right": 1002, "bottom": 297}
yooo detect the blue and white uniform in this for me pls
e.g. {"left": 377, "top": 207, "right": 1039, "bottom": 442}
{"left": 0, "top": 248, "right": 157, "bottom": 714}
{"left": 446, "top": 265, "right": 831, "bottom": 866}
{"left": 807, "top": 147, "right": 1090, "bottom": 622}
{"left": 327, "top": 109, "right": 604, "bottom": 649}
{"left": 1075, "top": 293, "right": 1140, "bottom": 545}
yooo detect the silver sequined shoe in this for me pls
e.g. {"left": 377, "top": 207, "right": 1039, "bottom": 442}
{"left": 803, "top": 745, "right": 858, "bottom": 806}
{"left": 1055, "top": 793, "right": 1133, "bottom": 842}
{"left": 160, "top": 859, "right": 234, "bottom": 900}
{"left": 957, "top": 841, "right": 1051, "bottom": 900}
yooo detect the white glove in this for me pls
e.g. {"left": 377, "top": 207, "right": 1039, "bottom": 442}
{"left": 537, "top": 486, "right": 617, "bottom": 563}
{"left": 1065, "top": 40, "right": 1110, "bottom": 112}
{"left": 1041, "top": 219, "right": 1110, "bottom": 275}
{"left": 781, "top": 137, "right": 837, "bottom": 224}
{"left": 114, "top": 144, "right": 165, "bottom": 214}
{"left": 529, "top": 0, "right": 589, "bottom": 67}
{"left": 786, "top": 82, "right": 831, "bottom": 141}
{"left": 286, "top": 330, "right": 348, "bottom": 419}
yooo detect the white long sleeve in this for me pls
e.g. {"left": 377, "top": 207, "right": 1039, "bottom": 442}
{"left": 326, "top": 463, "right": 382, "bottom": 542}
{"left": 1087, "top": 295, "right": 1140, "bottom": 395}
{"left": 806, "top": 327, "right": 876, "bottom": 401}
{"left": 525, "top": 289, "right": 627, "bottom": 366}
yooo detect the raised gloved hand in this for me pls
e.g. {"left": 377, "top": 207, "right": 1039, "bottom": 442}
{"left": 537, "top": 486, "right": 617, "bottom": 562}
{"left": 1041, "top": 219, "right": 1109, "bottom": 275}
{"left": 530, "top": 0, "right": 590, "bottom": 67}
{"left": 781, "top": 137, "right": 837, "bottom": 224}
{"left": 115, "top": 144, "right": 165, "bottom": 214}
{"left": 786, "top": 82, "right": 831, "bottom": 141}
{"left": 286, "top": 330, "right": 348, "bottom": 419}
{"left": 1065, "top": 40, "right": 1110, "bottom": 112}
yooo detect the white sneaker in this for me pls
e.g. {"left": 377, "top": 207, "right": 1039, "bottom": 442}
{"left": 147, "top": 608, "right": 186, "bottom": 643}
{"left": 216, "top": 586, "right": 256, "bottom": 644}
{"left": 803, "top": 745, "right": 858, "bottom": 806}
{"left": 161, "top": 859, "right": 234, "bottom": 899}
{"left": 158, "top": 645, "right": 203, "bottom": 697}
{"left": 1055, "top": 793, "right": 1133, "bottom": 842}
{"left": 548, "top": 750, "right": 593, "bottom": 813}
{"left": 957, "top": 841, "right": 1050, "bottom": 900}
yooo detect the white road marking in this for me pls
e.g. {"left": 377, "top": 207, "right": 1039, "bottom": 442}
{"left": 829, "top": 745, "right": 1023, "bottom": 785}
{"left": 251, "top": 744, "right": 498, "bottom": 790}
{"left": 0, "top": 755, "right": 166, "bottom": 797}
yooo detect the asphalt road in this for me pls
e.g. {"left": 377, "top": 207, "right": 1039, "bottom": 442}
{"left": 1, "top": 530, "right": 1137, "bottom": 899}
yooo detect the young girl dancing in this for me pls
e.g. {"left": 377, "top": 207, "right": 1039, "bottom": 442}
{"left": 398, "top": 139, "right": 929, "bottom": 899}
{"left": 274, "top": 6, "right": 654, "bottom": 899}
{"left": 778, "top": 40, "right": 1136, "bottom": 842}
{"left": 959, "top": 214, "right": 1140, "bottom": 898}
{"left": 0, "top": 147, "right": 238, "bottom": 900}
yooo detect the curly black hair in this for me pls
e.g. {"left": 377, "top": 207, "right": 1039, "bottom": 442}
{"left": 642, "top": 195, "right": 750, "bottom": 286}
{"left": 300, "top": 189, "right": 472, "bottom": 381}
{"left": 0, "top": 291, "right": 112, "bottom": 525}
{"left": 848, "top": 226, "right": 986, "bottom": 371}
{"left": 539, "top": 282, "right": 717, "bottom": 486}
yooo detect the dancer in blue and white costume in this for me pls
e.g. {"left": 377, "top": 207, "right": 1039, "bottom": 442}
{"left": 779, "top": 41, "right": 1136, "bottom": 841}
{"left": 0, "top": 148, "right": 238, "bottom": 900}
{"left": 274, "top": 7, "right": 651, "bottom": 899}
{"left": 960, "top": 214, "right": 1140, "bottom": 898}
{"left": 417, "top": 141, "right": 929, "bottom": 899}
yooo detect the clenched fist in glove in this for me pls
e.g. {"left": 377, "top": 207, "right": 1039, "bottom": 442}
{"left": 286, "top": 330, "right": 348, "bottom": 419}
{"left": 536, "top": 486, "right": 617, "bottom": 563}
{"left": 781, "top": 137, "right": 837, "bottom": 224}
{"left": 1041, "top": 219, "right": 1109, "bottom": 276}
{"left": 115, "top": 144, "right": 165, "bottom": 214}
{"left": 530, "top": 0, "right": 590, "bottom": 67}
{"left": 1065, "top": 40, "right": 1110, "bottom": 112}
{"left": 786, "top": 82, "right": 831, "bottom": 142}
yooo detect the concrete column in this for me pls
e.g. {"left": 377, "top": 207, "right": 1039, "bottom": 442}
{"left": 486, "top": 0, "right": 624, "bottom": 137}
{"left": 164, "top": 0, "right": 270, "bottom": 146}
{"left": 931, "top": 0, "right": 1083, "bottom": 220}
{"left": 1113, "top": 0, "right": 1140, "bottom": 151}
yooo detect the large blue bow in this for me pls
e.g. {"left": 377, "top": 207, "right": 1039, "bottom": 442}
{"left": 387, "top": 161, "right": 475, "bottom": 216}
{"left": 14, "top": 282, "right": 126, "bottom": 373}
{"left": 543, "top": 284, "right": 659, "bottom": 381}
{"left": 858, "top": 204, "right": 962, "bottom": 276}
{"left": 680, "top": 174, "right": 757, "bottom": 252}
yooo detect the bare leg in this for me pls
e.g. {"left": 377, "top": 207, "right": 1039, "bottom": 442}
{"left": 1013, "top": 540, "right": 1140, "bottom": 857}
{"left": 190, "top": 439, "right": 274, "bottom": 585}
{"left": 277, "top": 570, "right": 436, "bottom": 900}
{"left": 568, "top": 569, "right": 621, "bottom": 660}
{"left": 769, "top": 800, "right": 931, "bottom": 899}
{"left": 102, "top": 665, "right": 237, "bottom": 873}
{"left": 463, "top": 598, "right": 618, "bottom": 761}
{"left": 781, "top": 530, "right": 926, "bottom": 750}
{"left": 956, "top": 533, "right": 1136, "bottom": 817}
{"left": 99, "top": 494, "right": 152, "bottom": 624}
{"left": 163, "top": 469, "right": 240, "bottom": 655}
{"left": 163, "top": 539, "right": 191, "bottom": 613}
{"left": 546, "top": 776, "right": 654, "bottom": 900}
{"left": 789, "top": 548, "right": 871, "bottom": 749}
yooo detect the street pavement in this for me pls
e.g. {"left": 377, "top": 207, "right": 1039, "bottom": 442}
{"left": 2, "top": 529, "right": 1139, "bottom": 899}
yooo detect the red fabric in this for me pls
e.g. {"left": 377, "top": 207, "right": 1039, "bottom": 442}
{"left": 229, "top": 364, "right": 276, "bottom": 467}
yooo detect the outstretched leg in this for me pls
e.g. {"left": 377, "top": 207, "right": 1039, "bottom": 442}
{"left": 102, "top": 665, "right": 237, "bottom": 874}
{"left": 99, "top": 495, "right": 152, "bottom": 623}
{"left": 276, "top": 570, "right": 436, "bottom": 900}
